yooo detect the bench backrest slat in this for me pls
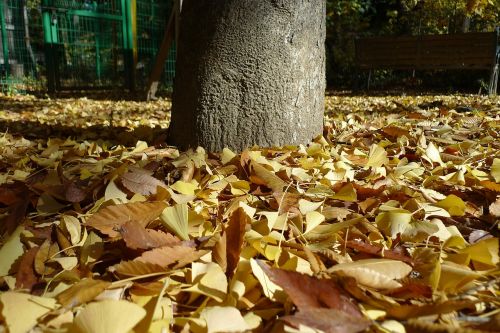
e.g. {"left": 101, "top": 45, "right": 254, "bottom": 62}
{"left": 355, "top": 30, "right": 499, "bottom": 70}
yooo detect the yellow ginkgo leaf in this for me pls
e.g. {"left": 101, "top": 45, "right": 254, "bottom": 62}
{"left": 200, "top": 306, "right": 250, "bottom": 333}
{"left": 366, "top": 144, "right": 389, "bottom": 168}
{"left": 0, "top": 292, "right": 58, "bottom": 333}
{"left": 460, "top": 237, "right": 499, "bottom": 269}
{"left": 331, "top": 183, "right": 357, "bottom": 202}
{"left": 376, "top": 209, "right": 412, "bottom": 238}
{"left": 73, "top": 300, "right": 146, "bottom": 333}
{"left": 0, "top": 226, "right": 25, "bottom": 277}
{"left": 434, "top": 194, "right": 466, "bottom": 216}
{"left": 305, "top": 211, "right": 325, "bottom": 233}
{"left": 170, "top": 180, "right": 198, "bottom": 195}
{"left": 160, "top": 203, "right": 190, "bottom": 240}
{"left": 425, "top": 142, "right": 444, "bottom": 165}
{"left": 491, "top": 158, "right": 500, "bottom": 183}
{"left": 328, "top": 259, "right": 412, "bottom": 289}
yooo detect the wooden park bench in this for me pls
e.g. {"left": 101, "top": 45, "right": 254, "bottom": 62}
{"left": 355, "top": 28, "right": 500, "bottom": 95}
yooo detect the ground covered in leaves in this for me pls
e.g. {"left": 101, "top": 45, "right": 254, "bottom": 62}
{"left": 0, "top": 93, "right": 499, "bottom": 333}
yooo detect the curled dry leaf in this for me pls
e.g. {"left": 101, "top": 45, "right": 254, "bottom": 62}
{"left": 85, "top": 201, "right": 167, "bottom": 238}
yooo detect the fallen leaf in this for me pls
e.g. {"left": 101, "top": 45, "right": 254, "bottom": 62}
{"left": 57, "top": 278, "right": 111, "bottom": 308}
{"left": 85, "top": 201, "right": 167, "bottom": 238}
{"left": 282, "top": 308, "right": 371, "bottom": 333}
{"left": 258, "top": 261, "right": 363, "bottom": 317}
{"left": 159, "top": 203, "right": 190, "bottom": 240}
{"left": 120, "top": 221, "right": 181, "bottom": 250}
{"left": 137, "top": 244, "right": 206, "bottom": 268}
{"left": 14, "top": 247, "right": 39, "bottom": 290}
{"left": 0, "top": 292, "right": 58, "bottom": 333}
{"left": 200, "top": 306, "right": 250, "bottom": 333}
{"left": 73, "top": 300, "right": 146, "bottom": 333}
{"left": 328, "top": 259, "right": 412, "bottom": 289}
{"left": 121, "top": 167, "right": 167, "bottom": 196}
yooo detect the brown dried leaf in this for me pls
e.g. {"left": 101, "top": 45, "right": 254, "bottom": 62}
{"left": 119, "top": 221, "right": 181, "bottom": 250}
{"left": 225, "top": 207, "right": 249, "bottom": 277}
{"left": 137, "top": 245, "right": 206, "bottom": 269}
{"left": 345, "top": 240, "right": 414, "bottom": 265}
{"left": 57, "top": 279, "right": 111, "bottom": 308}
{"left": 282, "top": 308, "right": 371, "bottom": 333}
{"left": 34, "top": 239, "right": 58, "bottom": 276}
{"left": 64, "top": 180, "right": 87, "bottom": 203}
{"left": 85, "top": 201, "right": 167, "bottom": 238}
{"left": 121, "top": 167, "right": 167, "bottom": 195}
{"left": 250, "top": 161, "right": 287, "bottom": 193}
{"left": 386, "top": 299, "right": 477, "bottom": 320}
{"left": 112, "top": 260, "right": 166, "bottom": 277}
{"left": 15, "top": 247, "right": 39, "bottom": 290}
{"left": 258, "top": 261, "right": 363, "bottom": 318}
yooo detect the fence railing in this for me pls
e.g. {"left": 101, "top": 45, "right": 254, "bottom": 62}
{"left": 0, "top": 0, "right": 175, "bottom": 94}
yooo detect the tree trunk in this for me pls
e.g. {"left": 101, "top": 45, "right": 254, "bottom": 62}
{"left": 168, "top": 0, "right": 326, "bottom": 152}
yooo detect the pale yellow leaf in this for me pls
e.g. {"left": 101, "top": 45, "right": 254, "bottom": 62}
{"left": 376, "top": 209, "right": 412, "bottom": 238}
{"left": 221, "top": 148, "right": 237, "bottom": 165}
{"left": 160, "top": 203, "right": 190, "bottom": 240}
{"left": 187, "top": 263, "right": 228, "bottom": 302}
{"left": 305, "top": 211, "right": 325, "bottom": 233}
{"left": 250, "top": 259, "right": 284, "bottom": 301}
{"left": 298, "top": 199, "right": 323, "bottom": 215}
{"left": 328, "top": 259, "right": 412, "bottom": 289}
{"left": 0, "top": 292, "right": 58, "bottom": 333}
{"left": 491, "top": 158, "right": 500, "bottom": 183}
{"left": 200, "top": 306, "right": 250, "bottom": 333}
{"left": 438, "top": 261, "right": 482, "bottom": 292}
{"left": 425, "top": 142, "right": 444, "bottom": 165}
{"left": 62, "top": 215, "right": 82, "bottom": 245}
{"left": 366, "top": 144, "right": 389, "bottom": 168}
{"left": 0, "top": 226, "right": 24, "bottom": 276}
{"left": 104, "top": 179, "right": 128, "bottom": 202}
{"left": 73, "top": 300, "right": 146, "bottom": 333}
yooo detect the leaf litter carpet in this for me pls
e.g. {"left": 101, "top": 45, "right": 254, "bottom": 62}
{"left": 0, "top": 93, "right": 499, "bottom": 333}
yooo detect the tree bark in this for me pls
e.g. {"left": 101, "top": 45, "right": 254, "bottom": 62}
{"left": 168, "top": 0, "right": 326, "bottom": 152}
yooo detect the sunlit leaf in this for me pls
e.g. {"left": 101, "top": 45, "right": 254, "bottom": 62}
{"left": 73, "top": 300, "right": 146, "bottom": 333}
{"left": 328, "top": 259, "right": 412, "bottom": 289}
{"left": 0, "top": 292, "right": 58, "bottom": 333}
{"left": 86, "top": 201, "right": 167, "bottom": 238}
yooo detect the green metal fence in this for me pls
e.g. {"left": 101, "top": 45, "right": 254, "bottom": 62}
{"left": 0, "top": 0, "right": 41, "bottom": 93}
{"left": 0, "top": 0, "right": 175, "bottom": 94}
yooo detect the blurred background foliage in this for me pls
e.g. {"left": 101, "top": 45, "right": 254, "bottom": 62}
{"left": 325, "top": 0, "right": 500, "bottom": 91}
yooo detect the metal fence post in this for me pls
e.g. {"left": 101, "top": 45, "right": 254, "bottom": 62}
{"left": 42, "top": 0, "right": 60, "bottom": 92}
{"left": 0, "top": 0, "right": 10, "bottom": 81}
{"left": 122, "top": 0, "right": 137, "bottom": 91}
